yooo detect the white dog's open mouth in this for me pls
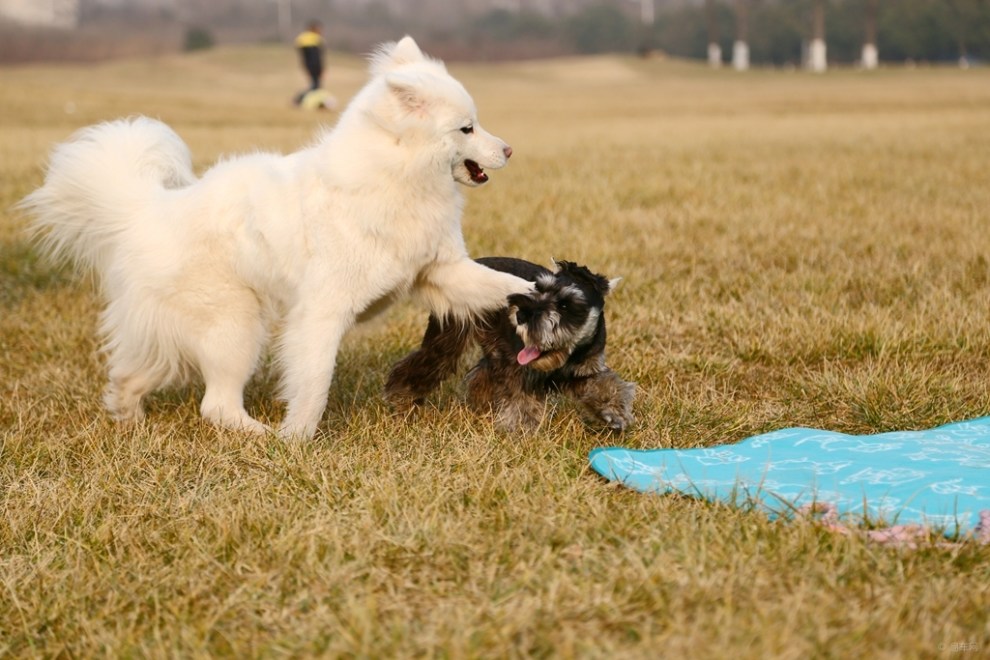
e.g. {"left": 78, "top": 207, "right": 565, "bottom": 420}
{"left": 464, "top": 159, "right": 488, "bottom": 184}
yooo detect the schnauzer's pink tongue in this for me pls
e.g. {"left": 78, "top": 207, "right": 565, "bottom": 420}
{"left": 517, "top": 346, "right": 541, "bottom": 366}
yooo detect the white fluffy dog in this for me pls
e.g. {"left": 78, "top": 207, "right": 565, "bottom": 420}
{"left": 20, "top": 36, "right": 531, "bottom": 439}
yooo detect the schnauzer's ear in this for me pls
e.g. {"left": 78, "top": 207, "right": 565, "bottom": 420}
{"left": 552, "top": 258, "right": 613, "bottom": 297}
{"left": 507, "top": 293, "right": 531, "bottom": 308}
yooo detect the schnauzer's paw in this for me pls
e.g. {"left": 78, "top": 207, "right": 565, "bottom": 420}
{"left": 587, "top": 379, "right": 636, "bottom": 432}
{"left": 493, "top": 404, "right": 544, "bottom": 433}
{"left": 383, "top": 389, "right": 424, "bottom": 417}
{"left": 592, "top": 393, "right": 636, "bottom": 433}
{"left": 597, "top": 407, "right": 635, "bottom": 433}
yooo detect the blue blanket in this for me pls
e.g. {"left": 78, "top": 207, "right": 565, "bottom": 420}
{"left": 590, "top": 418, "right": 990, "bottom": 535}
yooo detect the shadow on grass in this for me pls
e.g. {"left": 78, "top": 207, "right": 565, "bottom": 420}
{"left": 0, "top": 239, "right": 74, "bottom": 306}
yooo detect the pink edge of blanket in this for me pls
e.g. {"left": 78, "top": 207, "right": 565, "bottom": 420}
{"left": 797, "top": 504, "right": 990, "bottom": 548}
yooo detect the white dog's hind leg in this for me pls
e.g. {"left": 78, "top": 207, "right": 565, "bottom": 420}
{"left": 104, "top": 364, "right": 163, "bottom": 423}
{"left": 418, "top": 258, "right": 534, "bottom": 320}
{"left": 192, "top": 316, "right": 269, "bottom": 434}
{"left": 101, "top": 305, "right": 175, "bottom": 423}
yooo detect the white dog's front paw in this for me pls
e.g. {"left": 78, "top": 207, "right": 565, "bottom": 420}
{"left": 278, "top": 416, "right": 320, "bottom": 441}
{"left": 502, "top": 273, "right": 535, "bottom": 299}
{"left": 238, "top": 417, "right": 272, "bottom": 435}
{"left": 202, "top": 407, "right": 270, "bottom": 435}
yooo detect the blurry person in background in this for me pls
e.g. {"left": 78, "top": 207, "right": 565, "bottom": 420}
{"left": 293, "top": 20, "right": 329, "bottom": 107}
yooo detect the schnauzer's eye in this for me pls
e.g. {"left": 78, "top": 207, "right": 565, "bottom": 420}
{"left": 559, "top": 300, "right": 570, "bottom": 311}
{"left": 460, "top": 125, "right": 474, "bottom": 135}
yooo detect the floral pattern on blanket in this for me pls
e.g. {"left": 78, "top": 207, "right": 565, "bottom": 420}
{"left": 589, "top": 417, "right": 990, "bottom": 536}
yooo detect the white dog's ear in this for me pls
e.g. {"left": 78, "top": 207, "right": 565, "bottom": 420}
{"left": 370, "top": 36, "right": 426, "bottom": 76}
{"left": 386, "top": 72, "right": 430, "bottom": 114}
{"left": 390, "top": 36, "right": 425, "bottom": 66}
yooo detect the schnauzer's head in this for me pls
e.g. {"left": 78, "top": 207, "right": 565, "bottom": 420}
{"left": 506, "top": 260, "right": 620, "bottom": 372}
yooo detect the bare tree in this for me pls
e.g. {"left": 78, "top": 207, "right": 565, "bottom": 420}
{"left": 733, "top": 0, "right": 749, "bottom": 71}
{"left": 860, "top": 0, "right": 879, "bottom": 69}
{"left": 706, "top": 0, "right": 721, "bottom": 68}
{"left": 946, "top": 0, "right": 983, "bottom": 67}
{"left": 809, "top": 0, "right": 827, "bottom": 72}
{"left": 275, "top": 0, "right": 291, "bottom": 42}
{"left": 639, "top": 0, "right": 655, "bottom": 26}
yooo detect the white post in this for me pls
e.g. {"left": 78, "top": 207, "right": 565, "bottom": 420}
{"left": 733, "top": 40, "right": 749, "bottom": 71}
{"left": 708, "top": 43, "right": 723, "bottom": 68}
{"left": 809, "top": 38, "right": 827, "bottom": 73}
{"left": 861, "top": 43, "right": 878, "bottom": 69}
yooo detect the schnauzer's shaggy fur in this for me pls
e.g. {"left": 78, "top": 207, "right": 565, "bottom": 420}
{"left": 386, "top": 257, "right": 635, "bottom": 431}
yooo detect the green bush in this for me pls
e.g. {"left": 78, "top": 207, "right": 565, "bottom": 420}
{"left": 565, "top": 4, "right": 636, "bottom": 54}
{"left": 472, "top": 9, "right": 556, "bottom": 42}
{"left": 184, "top": 26, "right": 215, "bottom": 52}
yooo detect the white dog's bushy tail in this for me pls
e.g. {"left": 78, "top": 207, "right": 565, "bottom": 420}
{"left": 19, "top": 117, "right": 195, "bottom": 274}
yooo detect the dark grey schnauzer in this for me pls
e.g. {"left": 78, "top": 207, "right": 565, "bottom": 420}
{"left": 385, "top": 257, "right": 635, "bottom": 432}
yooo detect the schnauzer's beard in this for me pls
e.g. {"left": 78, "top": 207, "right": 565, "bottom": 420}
{"left": 510, "top": 307, "right": 602, "bottom": 373}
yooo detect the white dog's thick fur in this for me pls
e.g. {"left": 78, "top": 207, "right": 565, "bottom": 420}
{"left": 20, "top": 36, "right": 530, "bottom": 439}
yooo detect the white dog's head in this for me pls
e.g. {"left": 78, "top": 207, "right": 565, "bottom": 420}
{"left": 366, "top": 36, "right": 512, "bottom": 187}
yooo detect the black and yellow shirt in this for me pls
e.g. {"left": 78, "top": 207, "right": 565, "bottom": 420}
{"left": 295, "top": 30, "right": 324, "bottom": 76}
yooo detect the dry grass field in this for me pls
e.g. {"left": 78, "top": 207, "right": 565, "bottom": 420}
{"left": 2, "top": 44, "right": 990, "bottom": 656}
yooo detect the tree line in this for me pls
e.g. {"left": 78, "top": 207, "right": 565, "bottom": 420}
{"left": 467, "top": 0, "right": 990, "bottom": 65}
{"left": 2, "top": 0, "right": 987, "bottom": 65}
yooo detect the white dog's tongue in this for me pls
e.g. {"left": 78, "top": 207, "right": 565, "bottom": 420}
{"left": 517, "top": 346, "right": 541, "bottom": 366}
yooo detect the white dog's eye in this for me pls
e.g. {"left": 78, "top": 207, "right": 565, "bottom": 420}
{"left": 460, "top": 125, "right": 474, "bottom": 135}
